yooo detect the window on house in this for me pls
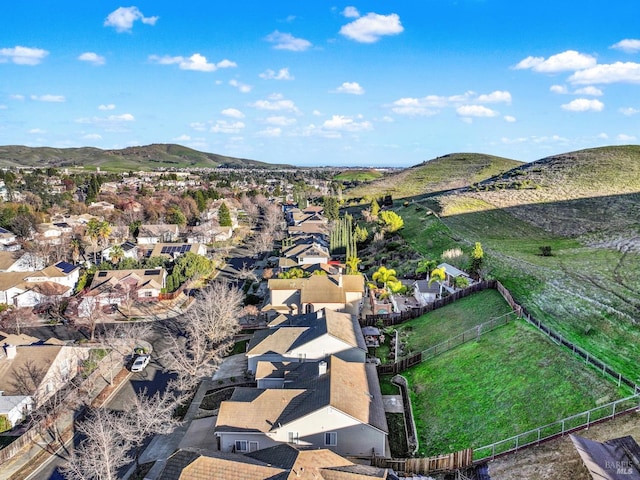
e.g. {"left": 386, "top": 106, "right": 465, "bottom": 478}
{"left": 288, "top": 432, "right": 299, "bottom": 444}
{"left": 297, "top": 353, "right": 306, "bottom": 363}
{"left": 325, "top": 432, "right": 337, "bottom": 446}
{"left": 234, "top": 440, "right": 248, "bottom": 452}
{"left": 249, "top": 441, "right": 259, "bottom": 452}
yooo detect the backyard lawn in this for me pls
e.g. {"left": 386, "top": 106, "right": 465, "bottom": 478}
{"left": 404, "top": 319, "right": 630, "bottom": 457}
{"left": 395, "top": 289, "right": 514, "bottom": 355}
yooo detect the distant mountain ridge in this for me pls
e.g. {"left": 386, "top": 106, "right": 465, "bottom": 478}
{"left": 0, "top": 143, "right": 293, "bottom": 170}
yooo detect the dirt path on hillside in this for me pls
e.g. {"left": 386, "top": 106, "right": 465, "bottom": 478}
{"left": 488, "top": 412, "right": 640, "bottom": 479}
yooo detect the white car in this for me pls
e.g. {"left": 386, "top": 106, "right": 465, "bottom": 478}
{"left": 131, "top": 354, "right": 151, "bottom": 372}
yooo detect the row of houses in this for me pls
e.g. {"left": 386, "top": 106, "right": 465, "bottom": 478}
{"left": 209, "top": 206, "right": 391, "bottom": 468}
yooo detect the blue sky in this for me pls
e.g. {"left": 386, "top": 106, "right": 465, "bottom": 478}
{"left": 1, "top": 1, "right": 640, "bottom": 167}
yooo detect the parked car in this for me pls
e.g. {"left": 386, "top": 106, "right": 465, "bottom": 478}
{"left": 130, "top": 354, "right": 151, "bottom": 372}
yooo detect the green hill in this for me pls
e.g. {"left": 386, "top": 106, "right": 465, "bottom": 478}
{"left": 438, "top": 145, "right": 640, "bottom": 238}
{"left": 393, "top": 144, "right": 640, "bottom": 381}
{"left": 0, "top": 143, "right": 292, "bottom": 171}
{"left": 345, "top": 153, "right": 523, "bottom": 199}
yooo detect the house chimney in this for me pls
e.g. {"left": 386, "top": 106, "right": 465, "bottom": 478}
{"left": 317, "top": 309, "right": 323, "bottom": 319}
{"left": 4, "top": 344, "right": 17, "bottom": 360}
{"left": 318, "top": 361, "right": 327, "bottom": 376}
{"left": 338, "top": 267, "right": 343, "bottom": 288}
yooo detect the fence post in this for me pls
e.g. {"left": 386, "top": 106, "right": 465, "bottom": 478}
{"left": 586, "top": 410, "right": 590, "bottom": 429}
{"left": 561, "top": 420, "right": 565, "bottom": 435}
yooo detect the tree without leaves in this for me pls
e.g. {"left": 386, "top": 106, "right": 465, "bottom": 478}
{"left": 163, "top": 281, "right": 243, "bottom": 391}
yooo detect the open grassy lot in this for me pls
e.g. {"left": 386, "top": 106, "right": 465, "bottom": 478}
{"left": 404, "top": 319, "right": 630, "bottom": 457}
{"left": 396, "top": 197, "right": 640, "bottom": 382}
{"left": 334, "top": 169, "right": 384, "bottom": 182}
{"left": 396, "top": 289, "right": 513, "bottom": 355}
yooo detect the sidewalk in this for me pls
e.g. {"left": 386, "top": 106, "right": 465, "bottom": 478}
{"left": 0, "top": 359, "right": 131, "bottom": 480}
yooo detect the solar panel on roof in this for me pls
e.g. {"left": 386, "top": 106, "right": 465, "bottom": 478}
{"left": 97, "top": 271, "right": 108, "bottom": 277}
{"left": 55, "top": 261, "right": 76, "bottom": 274}
{"left": 144, "top": 269, "right": 161, "bottom": 276}
{"left": 0, "top": 227, "right": 10, "bottom": 234}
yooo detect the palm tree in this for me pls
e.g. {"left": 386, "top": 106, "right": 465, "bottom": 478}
{"left": 345, "top": 256, "right": 361, "bottom": 275}
{"left": 109, "top": 244, "right": 124, "bottom": 266}
{"left": 69, "top": 237, "right": 83, "bottom": 264}
{"left": 86, "top": 219, "right": 112, "bottom": 264}
{"left": 372, "top": 266, "right": 398, "bottom": 290}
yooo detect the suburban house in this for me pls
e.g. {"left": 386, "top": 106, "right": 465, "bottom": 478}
{"left": 279, "top": 242, "right": 331, "bottom": 267}
{"left": 149, "top": 243, "right": 207, "bottom": 259}
{"left": 157, "top": 444, "right": 394, "bottom": 479}
{"left": 0, "top": 261, "right": 80, "bottom": 307}
{"left": 0, "top": 332, "right": 89, "bottom": 426}
{"left": 287, "top": 223, "right": 330, "bottom": 238}
{"left": 264, "top": 273, "right": 364, "bottom": 316}
{"left": 436, "top": 263, "right": 471, "bottom": 287}
{"left": 78, "top": 268, "right": 167, "bottom": 317}
{"left": 0, "top": 251, "right": 45, "bottom": 273}
{"left": 215, "top": 356, "right": 388, "bottom": 457}
{"left": 137, "top": 224, "right": 181, "bottom": 245}
{"left": 412, "top": 279, "right": 441, "bottom": 305}
{"left": 245, "top": 308, "right": 366, "bottom": 373}
{"left": 103, "top": 241, "right": 139, "bottom": 263}
{"left": 0, "top": 227, "right": 19, "bottom": 251}
{"left": 184, "top": 222, "right": 233, "bottom": 244}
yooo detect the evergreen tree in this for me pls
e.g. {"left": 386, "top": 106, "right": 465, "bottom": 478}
{"left": 218, "top": 202, "right": 233, "bottom": 227}
{"left": 323, "top": 196, "right": 339, "bottom": 221}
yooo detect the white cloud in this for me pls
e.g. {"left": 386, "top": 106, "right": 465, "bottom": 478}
{"left": 476, "top": 90, "right": 511, "bottom": 104}
{"left": 149, "top": 54, "right": 236, "bottom": 72}
{"left": 332, "top": 82, "right": 365, "bottom": 95}
{"left": 190, "top": 122, "right": 207, "bottom": 132}
{"left": 611, "top": 39, "right": 640, "bottom": 53}
{"left": 82, "top": 133, "right": 103, "bottom": 140}
{"left": 29, "top": 128, "right": 46, "bottom": 134}
{"left": 0, "top": 46, "right": 48, "bottom": 65}
{"left": 322, "top": 115, "right": 373, "bottom": 132}
{"left": 619, "top": 107, "right": 640, "bottom": 116}
{"left": 574, "top": 86, "right": 603, "bottom": 96}
{"left": 550, "top": 84, "right": 568, "bottom": 94}
{"left": 210, "top": 120, "right": 245, "bottom": 134}
{"left": 257, "top": 127, "right": 282, "bottom": 137}
{"left": 456, "top": 105, "right": 499, "bottom": 118}
{"left": 504, "top": 115, "right": 516, "bottom": 122}
{"left": 104, "top": 7, "right": 158, "bottom": 32}
{"left": 561, "top": 98, "right": 604, "bottom": 112}
{"left": 229, "top": 79, "right": 252, "bottom": 93}
{"left": 221, "top": 108, "right": 245, "bottom": 119}
{"left": 30, "top": 94, "right": 65, "bottom": 103}
{"left": 312, "top": 110, "right": 322, "bottom": 116}
{"left": 173, "top": 134, "right": 191, "bottom": 141}
{"left": 249, "top": 96, "right": 300, "bottom": 113}
{"left": 10, "top": 94, "right": 25, "bottom": 101}
{"left": 617, "top": 133, "right": 637, "bottom": 141}
{"left": 597, "top": 132, "right": 609, "bottom": 139}
{"left": 78, "top": 52, "right": 105, "bottom": 66}
{"left": 259, "top": 68, "right": 294, "bottom": 80}
{"left": 265, "top": 31, "right": 312, "bottom": 51}
{"left": 265, "top": 116, "right": 296, "bottom": 126}
{"left": 514, "top": 50, "right": 596, "bottom": 73}
{"left": 568, "top": 62, "right": 640, "bottom": 84}
{"left": 389, "top": 90, "right": 510, "bottom": 116}
{"left": 381, "top": 116, "right": 394, "bottom": 122}
{"left": 0, "top": 105, "right": 7, "bottom": 110}
{"left": 98, "top": 104, "right": 116, "bottom": 111}
{"left": 75, "top": 113, "right": 135, "bottom": 131}
{"left": 340, "top": 12, "right": 403, "bottom": 43}
{"left": 343, "top": 6, "right": 360, "bottom": 18}
{"left": 502, "top": 134, "right": 569, "bottom": 145}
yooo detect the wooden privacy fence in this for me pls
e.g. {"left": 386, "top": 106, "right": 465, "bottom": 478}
{"left": 373, "top": 449, "right": 473, "bottom": 474}
{"left": 474, "top": 393, "right": 640, "bottom": 461}
{"left": 362, "top": 280, "right": 497, "bottom": 327}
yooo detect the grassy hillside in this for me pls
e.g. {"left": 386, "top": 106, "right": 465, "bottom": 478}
{"left": 333, "top": 169, "right": 384, "bottom": 182}
{"left": 345, "top": 153, "right": 522, "bottom": 199}
{"left": 392, "top": 145, "right": 640, "bottom": 380}
{"left": 0, "top": 143, "right": 291, "bottom": 171}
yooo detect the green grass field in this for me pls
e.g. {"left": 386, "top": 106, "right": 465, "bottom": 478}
{"left": 404, "top": 319, "right": 630, "bottom": 457}
{"left": 396, "top": 289, "right": 513, "bottom": 354}
{"left": 334, "top": 169, "right": 384, "bottom": 182}
{"left": 397, "top": 199, "right": 640, "bottom": 382}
